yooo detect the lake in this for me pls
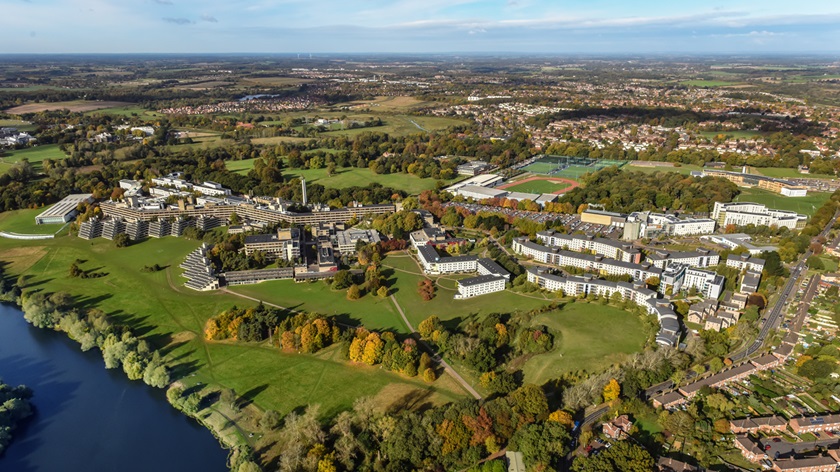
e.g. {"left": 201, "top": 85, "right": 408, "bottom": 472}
{"left": 0, "top": 303, "right": 229, "bottom": 472}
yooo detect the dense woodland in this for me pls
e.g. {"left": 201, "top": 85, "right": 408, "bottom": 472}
{"left": 0, "top": 379, "right": 33, "bottom": 456}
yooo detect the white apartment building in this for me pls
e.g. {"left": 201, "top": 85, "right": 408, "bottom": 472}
{"left": 645, "top": 248, "right": 720, "bottom": 269}
{"left": 455, "top": 275, "right": 507, "bottom": 299}
{"left": 416, "top": 246, "right": 478, "bottom": 274}
{"left": 726, "top": 253, "right": 767, "bottom": 272}
{"left": 661, "top": 264, "right": 725, "bottom": 299}
{"left": 712, "top": 201, "right": 807, "bottom": 230}
{"left": 536, "top": 231, "right": 641, "bottom": 263}
{"left": 647, "top": 213, "right": 717, "bottom": 236}
{"left": 526, "top": 267, "right": 680, "bottom": 346}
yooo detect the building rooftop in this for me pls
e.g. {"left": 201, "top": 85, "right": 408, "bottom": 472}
{"left": 35, "top": 194, "right": 93, "bottom": 220}
{"left": 459, "top": 274, "right": 506, "bottom": 287}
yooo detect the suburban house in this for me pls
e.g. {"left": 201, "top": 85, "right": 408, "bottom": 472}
{"left": 601, "top": 415, "right": 633, "bottom": 439}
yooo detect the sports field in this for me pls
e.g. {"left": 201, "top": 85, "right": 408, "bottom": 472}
{"left": 498, "top": 176, "right": 578, "bottom": 194}
{"left": 0, "top": 144, "right": 69, "bottom": 174}
{"left": 0, "top": 231, "right": 464, "bottom": 423}
{"left": 0, "top": 205, "right": 65, "bottom": 235}
{"left": 522, "top": 155, "right": 627, "bottom": 178}
{"left": 521, "top": 302, "right": 648, "bottom": 383}
{"left": 755, "top": 167, "right": 836, "bottom": 180}
{"left": 735, "top": 187, "right": 833, "bottom": 216}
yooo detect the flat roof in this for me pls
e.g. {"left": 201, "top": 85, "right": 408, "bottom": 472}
{"left": 459, "top": 274, "right": 505, "bottom": 287}
{"left": 36, "top": 194, "right": 93, "bottom": 219}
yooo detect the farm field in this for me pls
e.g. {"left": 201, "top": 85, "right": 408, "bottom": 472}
{"left": 521, "top": 302, "right": 648, "bottom": 383}
{"left": 0, "top": 233, "right": 463, "bottom": 420}
{"left": 754, "top": 166, "right": 837, "bottom": 180}
{"left": 5, "top": 100, "right": 133, "bottom": 114}
{"left": 734, "top": 187, "right": 833, "bottom": 216}
{"left": 332, "top": 96, "right": 430, "bottom": 111}
{"left": 228, "top": 160, "right": 448, "bottom": 194}
{"left": 0, "top": 144, "right": 68, "bottom": 173}
{"left": 320, "top": 115, "right": 466, "bottom": 137}
{"left": 0, "top": 205, "right": 65, "bottom": 235}
{"left": 86, "top": 104, "right": 163, "bottom": 119}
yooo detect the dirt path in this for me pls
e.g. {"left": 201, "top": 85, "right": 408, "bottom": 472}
{"left": 389, "top": 294, "right": 482, "bottom": 400}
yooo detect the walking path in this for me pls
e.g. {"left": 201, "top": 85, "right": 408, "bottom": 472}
{"left": 389, "top": 294, "right": 482, "bottom": 400}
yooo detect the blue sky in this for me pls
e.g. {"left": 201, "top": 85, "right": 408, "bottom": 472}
{"left": 2, "top": 0, "right": 840, "bottom": 54}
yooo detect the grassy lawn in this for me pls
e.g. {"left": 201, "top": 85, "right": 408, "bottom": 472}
{"left": 817, "top": 255, "right": 839, "bottom": 272}
{"left": 680, "top": 80, "right": 739, "bottom": 87}
{"left": 383, "top": 253, "right": 556, "bottom": 329}
{"left": 0, "top": 144, "right": 68, "bottom": 173}
{"left": 755, "top": 167, "right": 836, "bottom": 180}
{"left": 699, "top": 130, "right": 763, "bottom": 140}
{"left": 734, "top": 187, "right": 833, "bottom": 216}
{"left": 228, "top": 161, "right": 447, "bottom": 194}
{"left": 84, "top": 104, "right": 163, "bottom": 119}
{"left": 503, "top": 179, "right": 574, "bottom": 194}
{"left": 0, "top": 119, "right": 37, "bottom": 132}
{"left": 0, "top": 234, "right": 463, "bottom": 420}
{"left": 521, "top": 302, "right": 647, "bottom": 384}
{"left": 228, "top": 278, "right": 407, "bottom": 332}
{"left": 0, "top": 205, "right": 66, "bottom": 235}
{"left": 321, "top": 115, "right": 466, "bottom": 137}
{"left": 624, "top": 164, "right": 704, "bottom": 175}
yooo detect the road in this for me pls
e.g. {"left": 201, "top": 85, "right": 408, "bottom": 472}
{"left": 760, "top": 436, "right": 840, "bottom": 460}
{"left": 730, "top": 210, "right": 839, "bottom": 361}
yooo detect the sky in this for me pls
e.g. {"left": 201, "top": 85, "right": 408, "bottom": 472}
{"left": 1, "top": 0, "right": 840, "bottom": 54}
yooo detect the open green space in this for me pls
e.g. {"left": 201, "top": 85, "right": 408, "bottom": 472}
{"left": 320, "top": 115, "right": 466, "bottom": 137}
{"left": 0, "top": 119, "right": 37, "bottom": 132}
{"left": 520, "top": 302, "right": 647, "bottom": 384}
{"left": 503, "top": 179, "right": 574, "bottom": 194}
{"left": 734, "top": 187, "right": 833, "bottom": 216}
{"left": 680, "top": 80, "right": 739, "bottom": 87}
{"left": 229, "top": 279, "right": 406, "bottom": 332}
{"left": 382, "top": 253, "right": 556, "bottom": 328}
{"left": 754, "top": 166, "right": 837, "bottom": 180}
{"left": 0, "top": 144, "right": 68, "bottom": 174}
{"left": 624, "top": 164, "right": 703, "bottom": 175}
{"left": 0, "top": 205, "right": 64, "bottom": 235}
{"left": 699, "top": 130, "right": 763, "bottom": 140}
{"left": 0, "top": 234, "right": 463, "bottom": 420}
{"left": 85, "top": 105, "right": 163, "bottom": 119}
{"left": 228, "top": 160, "right": 448, "bottom": 194}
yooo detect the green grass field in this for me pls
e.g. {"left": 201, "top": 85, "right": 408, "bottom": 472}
{"left": 382, "top": 254, "right": 557, "bottom": 328}
{"left": 680, "top": 80, "right": 739, "bottom": 87}
{"left": 228, "top": 160, "right": 447, "bottom": 194}
{"left": 522, "top": 162, "right": 561, "bottom": 174}
{"left": 0, "top": 144, "right": 68, "bottom": 174}
{"left": 0, "top": 232, "right": 463, "bottom": 420}
{"left": 85, "top": 105, "right": 163, "bottom": 119}
{"left": 521, "top": 303, "right": 647, "bottom": 384}
{"left": 699, "top": 130, "right": 763, "bottom": 140}
{"left": 754, "top": 167, "right": 837, "bottom": 180}
{"left": 734, "top": 187, "right": 833, "bottom": 216}
{"left": 624, "top": 164, "right": 704, "bottom": 175}
{"left": 0, "top": 119, "right": 37, "bottom": 132}
{"left": 503, "top": 179, "right": 574, "bottom": 194}
{"left": 229, "top": 279, "right": 407, "bottom": 332}
{"left": 0, "top": 205, "right": 65, "bottom": 235}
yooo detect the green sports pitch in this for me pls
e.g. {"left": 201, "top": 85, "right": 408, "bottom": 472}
{"left": 522, "top": 156, "right": 627, "bottom": 178}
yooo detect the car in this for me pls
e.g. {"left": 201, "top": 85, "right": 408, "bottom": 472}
{"left": 773, "top": 437, "right": 781, "bottom": 442}
{"left": 764, "top": 444, "right": 772, "bottom": 451}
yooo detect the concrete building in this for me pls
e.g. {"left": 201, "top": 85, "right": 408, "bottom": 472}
{"left": 525, "top": 267, "right": 680, "bottom": 346}
{"left": 477, "top": 258, "right": 511, "bottom": 280}
{"left": 536, "top": 230, "right": 641, "bottom": 263}
{"left": 661, "top": 265, "right": 725, "bottom": 299}
{"left": 581, "top": 209, "right": 627, "bottom": 227}
{"left": 180, "top": 244, "right": 219, "bottom": 291}
{"left": 455, "top": 275, "right": 507, "bottom": 299}
{"left": 740, "top": 270, "right": 762, "bottom": 293}
{"left": 244, "top": 227, "right": 303, "bottom": 261}
{"left": 222, "top": 267, "right": 294, "bottom": 285}
{"left": 645, "top": 248, "right": 720, "bottom": 270}
{"left": 335, "top": 229, "right": 381, "bottom": 254}
{"left": 703, "top": 233, "right": 778, "bottom": 255}
{"left": 457, "top": 161, "right": 492, "bottom": 176}
{"left": 453, "top": 185, "right": 508, "bottom": 200}
{"left": 712, "top": 201, "right": 807, "bottom": 230}
{"left": 726, "top": 253, "right": 767, "bottom": 272}
{"left": 513, "top": 238, "right": 661, "bottom": 284}
{"left": 639, "top": 212, "right": 716, "bottom": 237}
{"left": 416, "top": 246, "right": 478, "bottom": 275}
{"left": 34, "top": 194, "right": 93, "bottom": 224}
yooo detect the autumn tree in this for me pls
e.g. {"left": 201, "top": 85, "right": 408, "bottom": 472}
{"left": 603, "top": 378, "right": 621, "bottom": 402}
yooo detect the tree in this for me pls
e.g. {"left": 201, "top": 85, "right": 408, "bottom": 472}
{"left": 548, "top": 410, "right": 574, "bottom": 429}
{"left": 423, "top": 367, "right": 437, "bottom": 383}
{"left": 346, "top": 284, "right": 361, "bottom": 300}
{"left": 376, "top": 286, "right": 389, "bottom": 298}
{"left": 229, "top": 211, "right": 241, "bottom": 225}
{"left": 603, "top": 378, "right": 621, "bottom": 402}
{"left": 260, "top": 409, "right": 282, "bottom": 431}
{"left": 418, "top": 315, "right": 441, "bottom": 340}
{"left": 571, "top": 441, "right": 654, "bottom": 472}
{"left": 113, "top": 233, "right": 130, "bottom": 248}
{"left": 645, "top": 276, "right": 660, "bottom": 290}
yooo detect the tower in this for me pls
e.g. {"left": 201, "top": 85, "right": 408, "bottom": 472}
{"left": 301, "top": 177, "right": 308, "bottom": 206}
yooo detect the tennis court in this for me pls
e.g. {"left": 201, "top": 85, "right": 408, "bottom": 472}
{"left": 523, "top": 156, "right": 627, "bottom": 178}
